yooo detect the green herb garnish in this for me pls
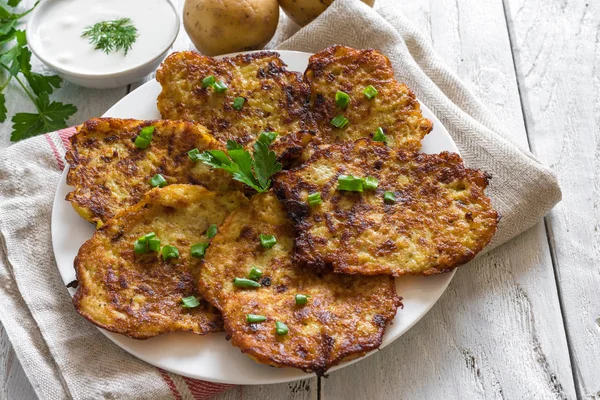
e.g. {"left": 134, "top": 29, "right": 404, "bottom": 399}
{"left": 363, "top": 85, "right": 378, "bottom": 99}
{"left": 0, "top": 2, "right": 77, "bottom": 142}
{"left": 246, "top": 314, "right": 267, "bottom": 323}
{"left": 233, "top": 277, "right": 261, "bottom": 288}
{"left": 233, "top": 97, "right": 245, "bottom": 110}
{"left": 330, "top": 115, "right": 349, "bottom": 129}
{"left": 202, "top": 76, "right": 216, "bottom": 87}
{"left": 181, "top": 296, "right": 200, "bottom": 308}
{"left": 384, "top": 191, "right": 396, "bottom": 204}
{"left": 258, "top": 131, "right": 278, "bottom": 145}
{"left": 259, "top": 234, "right": 276, "bottom": 249}
{"left": 150, "top": 174, "right": 167, "bottom": 188}
{"left": 275, "top": 321, "right": 288, "bottom": 336}
{"left": 373, "top": 127, "right": 387, "bottom": 143}
{"left": 307, "top": 192, "right": 322, "bottom": 207}
{"left": 248, "top": 267, "right": 263, "bottom": 281}
{"left": 335, "top": 91, "right": 350, "bottom": 108}
{"left": 196, "top": 140, "right": 282, "bottom": 193}
{"left": 161, "top": 245, "right": 179, "bottom": 261}
{"left": 337, "top": 175, "right": 364, "bottom": 192}
{"left": 295, "top": 294, "right": 310, "bottom": 305}
{"left": 134, "top": 232, "right": 158, "bottom": 254}
{"left": 82, "top": 18, "right": 138, "bottom": 55}
{"left": 364, "top": 176, "right": 379, "bottom": 190}
{"left": 190, "top": 242, "right": 209, "bottom": 258}
{"left": 206, "top": 224, "right": 218, "bottom": 239}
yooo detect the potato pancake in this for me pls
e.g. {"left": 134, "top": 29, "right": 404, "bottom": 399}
{"left": 199, "top": 192, "right": 400, "bottom": 375}
{"left": 156, "top": 51, "right": 316, "bottom": 153}
{"left": 305, "top": 45, "right": 432, "bottom": 152}
{"left": 273, "top": 139, "right": 498, "bottom": 276}
{"left": 66, "top": 118, "right": 240, "bottom": 227}
{"left": 73, "top": 185, "right": 248, "bottom": 339}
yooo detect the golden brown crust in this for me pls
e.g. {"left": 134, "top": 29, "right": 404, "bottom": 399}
{"left": 305, "top": 45, "right": 432, "bottom": 152}
{"left": 156, "top": 51, "right": 316, "bottom": 152}
{"left": 73, "top": 185, "right": 248, "bottom": 339}
{"left": 65, "top": 118, "right": 240, "bottom": 226}
{"left": 199, "top": 192, "right": 400, "bottom": 375}
{"left": 273, "top": 139, "right": 498, "bottom": 276}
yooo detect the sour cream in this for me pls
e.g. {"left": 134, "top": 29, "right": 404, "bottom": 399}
{"left": 29, "top": 0, "right": 178, "bottom": 76}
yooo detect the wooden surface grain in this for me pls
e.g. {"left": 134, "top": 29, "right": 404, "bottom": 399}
{"left": 0, "top": 0, "right": 597, "bottom": 399}
{"left": 504, "top": 0, "right": 600, "bottom": 398}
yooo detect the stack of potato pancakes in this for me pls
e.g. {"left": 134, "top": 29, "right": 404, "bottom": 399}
{"left": 67, "top": 45, "right": 498, "bottom": 375}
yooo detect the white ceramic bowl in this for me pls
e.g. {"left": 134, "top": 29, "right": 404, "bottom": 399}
{"left": 26, "top": 0, "right": 179, "bottom": 89}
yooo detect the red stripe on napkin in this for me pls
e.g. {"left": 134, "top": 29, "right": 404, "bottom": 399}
{"left": 183, "top": 376, "right": 233, "bottom": 400}
{"left": 48, "top": 126, "right": 232, "bottom": 400}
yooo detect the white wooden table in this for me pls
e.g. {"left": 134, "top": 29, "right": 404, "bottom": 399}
{"left": 1, "top": 0, "right": 599, "bottom": 399}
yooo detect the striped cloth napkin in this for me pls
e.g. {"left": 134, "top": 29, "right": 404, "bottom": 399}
{"left": 0, "top": 0, "right": 560, "bottom": 399}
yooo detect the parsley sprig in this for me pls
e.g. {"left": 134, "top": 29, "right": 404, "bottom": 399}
{"left": 82, "top": 18, "right": 138, "bottom": 56}
{"left": 1, "top": 0, "right": 77, "bottom": 141}
{"left": 192, "top": 138, "right": 282, "bottom": 193}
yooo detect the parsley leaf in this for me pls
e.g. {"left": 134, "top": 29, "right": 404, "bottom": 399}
{"left": 0, "top": 1, "right": 76, "bottom": 142}
{"left": 253, "top": 140, "right": 282, "bottom": 189}
{"left": 10, "top": 93, "right": 77, "bottom": 141}
{"left": 197, "top": 140, "right": 282, "bottom": 192}
{"left": 0, "top": 93, "right": 7, "bottom": 122}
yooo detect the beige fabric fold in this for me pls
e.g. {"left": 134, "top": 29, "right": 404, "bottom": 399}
{"left": 0, "top": 1, "right": 560, "bottom": 398}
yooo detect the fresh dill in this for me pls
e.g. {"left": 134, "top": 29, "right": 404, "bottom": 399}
{"left": 82, "top": 18, "right": 138, "bottom": 56}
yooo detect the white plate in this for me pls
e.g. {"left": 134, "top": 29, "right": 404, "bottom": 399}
{"left": 52, "top": 50, "right": 457, "bottom": 385}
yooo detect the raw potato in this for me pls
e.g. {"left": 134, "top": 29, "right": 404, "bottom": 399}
{"left": 279, "top": 0, "right": 375, "bottom": 26}
{"left": 183, "top": 0, "right": 279, "bottom": 56}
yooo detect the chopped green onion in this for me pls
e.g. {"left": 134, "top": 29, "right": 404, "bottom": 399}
{"left": 202, "top": 76, "right": 215, "bottom": 87}
{"left": 259, "top": 131, "right": 278, "bottom": 145}
{"left": 363, "top": 85, "right": 378, "bottom": 99}
{"left": 384, "top": 191, "right": 396, "bottom": 204}
{"left": 364, "top": 176, "right": 379, "bottom": 190}
{"left": 190, "top": 242, "right": 210, "bottom": 258}
{"left": 188, "top": 148, "right": 201, "bottom": 161}
{"left": 330, "top": 115, "right": 349, "bottom": 129}
{"left": 233, "top": 277, "right": 261, "bottom": 288}
{"left": 162, "top": 245, "right": 179, "bottom": 261}
{"left": 335, "top": 91, "right": 350, "bottom": 109}
{"left": 182, "top": 296, "right": 200, "bottom": 308}
{"left": 134, "top": 240, "right": 147, "bottom": 254}
{"left": 134, "top": 136, "right": 151, "bottom": 149}
{"left": 307, "top": 192, "right": 322, "bottom": 207}
{"left": 259, "top": 234, "right": 276, "bottom": 249}
{"left": 373, "top": 127, "right": 387, "bottom": 143}
{"left": 233, "top": 97, "right": 245, "bottom": 110}
{"left": 147, "top": 237, "right": 161, "bottom": 252}
{"left": 295, "top": 294, "right": 310, "bottom": 305}
{"left": 139, "top": 126, "right": 155, "bottom": 139}
{"left": 337, "top": 175, "right": 364, "bottom": 192}
{"left": 150, "top": 174, "right": 167, "bottom": 188}
{"left": 248, "top": 267, "right": 263, "bottom": 281}
{"left": 246, "top": 314, "right": 267, "bottom": 323}
{"left": 213, "top": 80, "right": 228, "bottom": 93}
{"left": 206, "top": 224, "right": 218, "bottom": 239}
{"left": 134, "top": 232, "right": 158, "bottom": 254}
{"left": 275, "top": 321, "right": 288, "bottom": 336}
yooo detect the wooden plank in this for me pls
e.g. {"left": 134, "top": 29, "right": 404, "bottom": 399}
{"left": 504, "top": 0, "right": 600, "bottom": 397}
{"left": 0, "top": 326, "right": 36, "bottom": 400}
{"left": 321, "top": 0, "right": 577, "bottom": 398}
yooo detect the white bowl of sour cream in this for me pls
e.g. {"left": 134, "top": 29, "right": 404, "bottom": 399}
{"left": 27, "top": 0, "right": 179, "bottom": 89}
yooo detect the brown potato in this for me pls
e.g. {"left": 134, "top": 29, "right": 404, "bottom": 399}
{"left": 183, "top": 0, "right": 279, "bottom": 56}
{"left": 279, "top": 0, "right": 375, "bottom": 27}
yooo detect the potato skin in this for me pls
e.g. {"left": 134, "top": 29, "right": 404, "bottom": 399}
{"left": 183, "top": 0, "right": 279, "bottom": 56}
{"left": 279, "top": 0, "right": 375, "bottom": 27}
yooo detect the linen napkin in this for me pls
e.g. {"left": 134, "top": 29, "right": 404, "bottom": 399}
{"left": 0, "top": 1, "right": 561, "bottom": 399}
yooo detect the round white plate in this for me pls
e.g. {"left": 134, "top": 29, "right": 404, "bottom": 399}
{"left": 52, "top": 50, "right": 457, "bottom": 385}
